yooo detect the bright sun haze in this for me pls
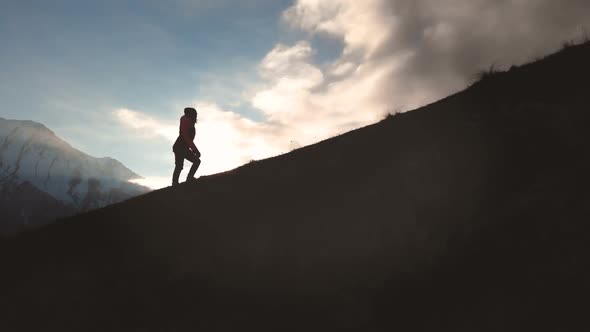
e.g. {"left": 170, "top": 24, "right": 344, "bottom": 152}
{"left": 1, "top": 0, "right": 589, "bottom": 189}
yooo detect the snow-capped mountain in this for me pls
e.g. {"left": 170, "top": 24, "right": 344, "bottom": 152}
{"left": 0, "top": 117, "right": 150, "bottom": 233}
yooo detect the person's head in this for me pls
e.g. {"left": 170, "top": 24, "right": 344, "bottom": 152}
{"left": 184, "top": 107, "right": 197, "bottom": 123}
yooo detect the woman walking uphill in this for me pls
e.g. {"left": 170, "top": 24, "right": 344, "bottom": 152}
{"left": 172, "top": 107, "right": 201, "bottom": 186}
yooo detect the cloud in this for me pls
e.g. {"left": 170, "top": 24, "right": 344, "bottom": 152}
{"left": 193, "top": 102, "right": 288, "bottom": 170}
{"left": 281, "top": 0, "right": 590, "bottom": 112}
{"left": 251, "top": 40, "right": 389, "bottom": 143}
{"left": 283, "top": 0, "right": 395, "bottom": 58}
{"left": 114, "top": 108, "right": 177, "bottom": 141}
{"left": 116, "top": 0, "right": 590, "bottom": 189}
{"left": 244, "top": 0, "right": 590, "bottom": 150}
{"left": 252, "top": 0, "right": 590, "bottom": 166}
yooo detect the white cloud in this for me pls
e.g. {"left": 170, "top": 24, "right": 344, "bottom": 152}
{"left": 249, "top": 0, "right": 590, "bottom": 174}
{"left": 283, "top": 0, "right": 394, "bottom": 58}
{"left": 258, "top": 41, "right": 320, "bottom": 82}
{"left": 329, "top": 61, "right": 356, "bottom": 77}
{"left": 114, "top": 108, "right": 177, "bottom": 142}
{"left": 193, "top": 101, "right": 288, "bottom": 172}
{"left": 116, "top": 0, "right": 590, "bottom": 189}
{"left": 251, "top": 40, "right": 391, "bottom": 144}
{"left": 281, "top": 0, "right": 590, "bottom": 108}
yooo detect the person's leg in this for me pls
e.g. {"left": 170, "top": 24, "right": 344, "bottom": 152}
{"left": 172, "top": 152, "right": 184, "bottom": 185}
{"left": 185, "top": 153, "right": 201, "bottom": 180}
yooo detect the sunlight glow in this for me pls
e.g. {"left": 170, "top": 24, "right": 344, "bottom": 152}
{"left": 129, "top": 177, "right": 173, "bottom": 190}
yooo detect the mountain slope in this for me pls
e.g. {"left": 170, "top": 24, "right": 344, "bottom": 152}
{"left": 0, "top": 181, "right": 76, "bottom": 235}
{"left": 0, "top": 119, "right": 150, "bottom": 232}
{"left": 1, "top": 42, "right": 590, "bottom": 331}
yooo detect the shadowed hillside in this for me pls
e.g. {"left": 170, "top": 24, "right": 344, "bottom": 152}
{"left": 0, "top": 181, "right": 76, "bottom": 234}
{"left": 1, "top": 41, "right": 589, "bottom": 331}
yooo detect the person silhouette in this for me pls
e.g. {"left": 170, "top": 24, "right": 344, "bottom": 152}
{"left": 172, "top": 107, "right": 201, "bottom": 185}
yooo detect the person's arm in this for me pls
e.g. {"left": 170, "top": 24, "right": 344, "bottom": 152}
{"left": 180, "top": 116, "right": 198, "bottom": 154}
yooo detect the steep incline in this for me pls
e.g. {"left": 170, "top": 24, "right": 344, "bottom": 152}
{"left": 1, "top": 42, "right": 589, "bottom": 331}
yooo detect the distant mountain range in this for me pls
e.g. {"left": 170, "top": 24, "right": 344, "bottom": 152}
{"left": 0, "top": 118, "right": 150, "bottom": 234}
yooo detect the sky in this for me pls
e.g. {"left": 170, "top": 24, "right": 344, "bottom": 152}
{"left": 1, "top": 0, "right": 589, "bottom": 189}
